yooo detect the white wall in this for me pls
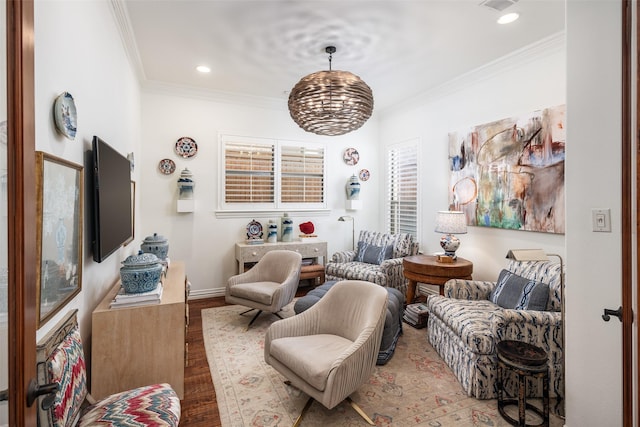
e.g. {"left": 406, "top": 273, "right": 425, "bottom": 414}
{"left": 139, "top": 90, "right": 379, "bottom": 296}
{"left": 565, "top": 1, "right": 624, "bottom": 425}
{"left": 379, "top": 34, "right": 566, "bottom": 281}
{"left": 33, "top": 1, "right": 141, "bottom": 341}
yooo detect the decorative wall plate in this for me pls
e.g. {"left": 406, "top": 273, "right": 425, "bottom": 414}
{"left": 359, "top": 168, "right": 370, "bottom": 181}
{"left": 53, "top": 92, "right": 78, "bottom": 140}
{"left": 246, "top": 219, "right": 263, "bottom": 240}
{"left": 175, "top": 137, "right": 198, "bottom": 158}
{"left": 343, "top": 147, "right": 359, "bottom": 165}
{"left": 158, "top": 158, "right": 176, "bottom": 175}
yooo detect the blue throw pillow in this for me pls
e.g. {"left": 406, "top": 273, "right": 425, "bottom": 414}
{"left": 489, "top": 269, "right": 549, "bottom": 311}
{"left": 355, "top": 242, "right": 393, "bottom": 265}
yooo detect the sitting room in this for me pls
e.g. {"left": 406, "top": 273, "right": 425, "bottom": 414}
{"left": 2, "top": 1, "right": 631, "bottom": 426}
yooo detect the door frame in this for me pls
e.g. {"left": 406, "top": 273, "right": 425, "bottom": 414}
{"left": 6, "top": 0, "right": 36, "bottom": 425}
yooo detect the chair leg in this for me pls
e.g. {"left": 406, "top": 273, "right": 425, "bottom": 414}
{"left": 274, "top": 312, "right": 284, "bottom": 319}
{"left": 346, "top": 396, "right": 376, "bottom": 425}
{"left": 292, "top": 397, "right": 314, "bottom": 427}
{"left": 283, "top": 382, "right": 375, "bottom": 426}
{"left": 245, "top": 310, "right": 263, "bottom": 331}
{"left": 239, "top": 308, "right": 255, "bottom": 315}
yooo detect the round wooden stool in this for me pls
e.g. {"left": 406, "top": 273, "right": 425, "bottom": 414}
{"left": 497, "top": 340, "right": 549, "bottom": 427}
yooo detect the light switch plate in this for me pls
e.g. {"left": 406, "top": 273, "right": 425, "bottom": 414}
{"left": 592, "top": 208, "right": 611, "bottom": 232}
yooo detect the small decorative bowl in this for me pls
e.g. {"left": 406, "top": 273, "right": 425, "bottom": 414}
{"left": 120, "top": 252, "right": 163, "bottom": 294}
{"left": 141, "top": 233, "right": 169, "bottom": 261}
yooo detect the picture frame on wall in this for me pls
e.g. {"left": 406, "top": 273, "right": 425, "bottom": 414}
{"left": 124, "top": 180, "right": 135, "bottom": 246}
{"left": 35, "top": 151, "right": 84, "bottom": 328}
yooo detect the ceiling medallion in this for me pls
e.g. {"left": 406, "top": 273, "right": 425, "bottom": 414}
{"left": 288, "top": 46, "right": 374, "bottom": 136}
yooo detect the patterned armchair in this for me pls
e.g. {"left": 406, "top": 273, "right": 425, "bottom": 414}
{"left": 325, "top": 230, "right": 419, "bottom": 296}
{"left": 36, "top": 309, "right": 180, "bottom": 426}
{"left": 425, "top": 260, "right": 563, "bottom": 401}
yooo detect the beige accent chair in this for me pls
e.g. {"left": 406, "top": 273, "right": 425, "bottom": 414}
{"left": 226, "top": 249, "right": 302, "bottom": 329}
{"left": 264, "top": 280, "right": 388, "bottom": 426}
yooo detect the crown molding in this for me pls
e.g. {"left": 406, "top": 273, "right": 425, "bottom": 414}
{"left": 141, "top": 80, "right": 289, "bottom": 110}
{"left": 379, "top": 31, "right": 566, "bottom": 117}
{"left": 109, "top": 0, "right": 146, "bottom": 83}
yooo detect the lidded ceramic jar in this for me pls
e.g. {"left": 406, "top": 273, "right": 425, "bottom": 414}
{"left": 177, "top": 168, "right": 195, "bottom": 200}
{"left": 141, "top": 233, "right": 169, "bottom": 261}
{"left": 345, "top": 174, "right": 361, "bottom": 200}
{"left": 120, "top": 252, "right": 163, "bottom": 293}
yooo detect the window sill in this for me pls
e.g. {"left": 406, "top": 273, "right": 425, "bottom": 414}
{"left": 215, "top": 209, "right": 332, "bottom": 219}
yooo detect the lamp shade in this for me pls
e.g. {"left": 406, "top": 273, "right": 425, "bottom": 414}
{"left": 434, "top": 211, "right": 467, "bottom": 234}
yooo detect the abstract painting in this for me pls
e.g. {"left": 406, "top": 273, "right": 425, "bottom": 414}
{"left": 448, "top": 105, "right": 566, "bottom": 234}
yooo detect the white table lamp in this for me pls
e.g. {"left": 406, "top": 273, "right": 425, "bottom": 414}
{"left": 434, "top": 211, "right": 467, "bottom": 260}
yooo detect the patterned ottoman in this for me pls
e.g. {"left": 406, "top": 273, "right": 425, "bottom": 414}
{"left": 294, "top": 280, "right": 404, "bottom": 365}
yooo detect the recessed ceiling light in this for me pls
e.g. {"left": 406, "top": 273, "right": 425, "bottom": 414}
{"left": 196, "top": 65, "right": 211, "bottom": 73}
{"left": 497, "top": 12, "right": 519, "bottom": 24}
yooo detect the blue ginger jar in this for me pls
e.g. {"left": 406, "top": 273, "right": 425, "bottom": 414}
{"left": 345, "top": 174, "right": 361, "bottom": 200}
{"left": 120, "top": 252, "right": 163, "bottom": 294}
{"left": 281, "top": 213, "right": 293, "bottom": 242}
{"left": 267, "top": 220, "right": 278, "bottom": 243}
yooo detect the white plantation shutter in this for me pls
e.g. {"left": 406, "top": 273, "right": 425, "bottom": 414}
{"left": 221, "top": 135, "right": 326, "bottom": 210}
{"left": 224, "top": 141, "right": 275, "bottom": 203}
{"left": 386, "top": 140, "right": 418, "bottom": 235}
{"left": 280, "top": 145, "right": 325, "bottom": 203}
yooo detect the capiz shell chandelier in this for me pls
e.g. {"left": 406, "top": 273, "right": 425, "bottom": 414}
{"left": 288, "top": 46, "right": 374, "bottom": 136}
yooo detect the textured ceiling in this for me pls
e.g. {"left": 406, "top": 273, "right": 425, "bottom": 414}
{"left": 122, "top": 0, "right": 565, "bottom": 111}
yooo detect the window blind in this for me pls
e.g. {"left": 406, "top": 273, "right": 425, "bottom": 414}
{"left": 224, "top": 141, "right": 274, "bottom": 203}
{"left": 280, "top": 145, "right": 325, "bottom": 203}
{"left": 386, "top": 142, "right": 418, "bottom": 236}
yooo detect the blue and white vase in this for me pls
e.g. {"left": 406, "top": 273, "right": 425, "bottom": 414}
{"left": 177, "top": 168, "right": 195, "bottom": 200}
{"left": 345, "top": 174, "right": 361, "bottom": 200}
{"left": 281, "top": 213, "right": 293, "bottom": 242}
{"left": 267, "top": 220, "right": 278, "bottom": 243}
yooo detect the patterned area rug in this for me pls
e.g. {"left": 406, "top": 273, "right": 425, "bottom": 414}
{"left": 202, "top": 303, "right": 563, "bottom": 427}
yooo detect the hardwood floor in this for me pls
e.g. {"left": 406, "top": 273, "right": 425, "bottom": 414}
{"left": 181, "top": 296, "right": 225, "bottom": 426}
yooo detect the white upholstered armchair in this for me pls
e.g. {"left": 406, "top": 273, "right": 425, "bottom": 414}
{"left": 325, "top": 230, "right": 419, "bottom": 296}
{"left": 264, "top": 280, "right": 388, "bottom": 425}
{"left": 225, "top": 250, "right": 302, "bottom": 329}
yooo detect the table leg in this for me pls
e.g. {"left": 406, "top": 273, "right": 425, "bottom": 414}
{"left": 406, "top": 279, "right": 417, "bottom": 304}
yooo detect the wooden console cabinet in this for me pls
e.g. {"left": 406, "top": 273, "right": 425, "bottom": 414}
{"left": 91, "top": 261, "right": 187, "bottom": 400}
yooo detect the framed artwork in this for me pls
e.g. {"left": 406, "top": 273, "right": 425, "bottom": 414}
{"left": 448, "top": 104, "right": 566, "bottom": 234}
{"left": 124, "top": 180, "right": 135, "bottom": 246}
{"left": 36, "top": 152, "right": 83, "bottom": 328}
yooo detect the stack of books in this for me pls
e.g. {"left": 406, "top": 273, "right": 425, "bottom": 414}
{"left": 403, "top": 302, "right": 429, "bottom": 328}
{"left": 110, "top": 282, "right": 163, "bottom": 309}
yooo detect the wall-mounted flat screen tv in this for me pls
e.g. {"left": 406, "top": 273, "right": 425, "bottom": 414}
{"left": 91, "top": 136, "right": 132, "bottom": 263}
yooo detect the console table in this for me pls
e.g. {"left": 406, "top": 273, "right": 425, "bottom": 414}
{"left": 403, "top": 255, "right": 473, "bottom": 304}
{"left": 235, "top": 240, "right": 327, "bottom": 273}
{"left": 91, "top": 261, "right": 187, "bottom": 400}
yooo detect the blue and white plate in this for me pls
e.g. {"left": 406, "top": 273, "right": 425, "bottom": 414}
{"left": 246, "top": 219, "right": 263, "bottom": 240}
{"left": 53, "top": 92, "right": 77, "bottom": 140}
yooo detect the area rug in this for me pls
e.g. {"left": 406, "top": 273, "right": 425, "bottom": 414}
{"left": 202, "top": 303, "right": 563, "bottom": 427}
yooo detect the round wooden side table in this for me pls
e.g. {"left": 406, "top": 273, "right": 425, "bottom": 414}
{"left": 402, "top": 254, "right": 473, "bottom": 304}
{"left": 497, "top": 340, "right": 550, "bottom": 427}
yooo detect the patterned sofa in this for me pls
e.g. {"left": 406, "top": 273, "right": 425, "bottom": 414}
{"left": 325, "top": 230, "right": 419, "bottom": 296}
{"left": 426, "top": 260, "right": 563, "bottom": 400}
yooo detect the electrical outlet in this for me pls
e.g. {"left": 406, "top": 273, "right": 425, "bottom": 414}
{"left": 592, "top": 208, "right": 611, "bottom": 232}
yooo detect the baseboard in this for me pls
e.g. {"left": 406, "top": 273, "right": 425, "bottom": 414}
{"left": 188, "top": 288, "right": 225, "bottom": 300}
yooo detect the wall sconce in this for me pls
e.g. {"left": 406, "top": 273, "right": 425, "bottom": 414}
{"left": 338, "top": 216, "right": 355, "bottom": 251}
{"left": 434, "top": 211, "right": 467, "bottom": 261}
{"left": 505, "top": 248, "right": 565, "bottom": 419}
